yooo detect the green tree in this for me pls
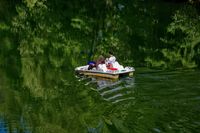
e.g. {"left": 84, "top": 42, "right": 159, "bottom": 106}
{"left": 161, "top": 5, "right": 200, "bottom": 68}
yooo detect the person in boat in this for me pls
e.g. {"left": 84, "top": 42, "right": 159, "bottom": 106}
{"left": 106, "top": 51, "right": 124, "bottom": 70}
{"left": 88, "top": 55, "right": 106, "bottom": 71}
{"left": 96, "top": 55, "right": 107, "bottom": 72}
{"left": 87, "top": 61, "right": 96, "bottom": 70}
{"left": 106, "top": 51, "right": 116, "bottom": 69}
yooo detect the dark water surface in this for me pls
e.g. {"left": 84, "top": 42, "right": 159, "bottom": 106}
{"left": 0, "top": 68, "right": 200, "bottom": 133}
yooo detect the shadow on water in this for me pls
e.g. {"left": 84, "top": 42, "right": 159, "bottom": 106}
{"left": 76, "top": 75, "right": 136, "bottom": 104}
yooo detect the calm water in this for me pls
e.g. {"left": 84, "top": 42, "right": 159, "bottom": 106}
{"left": 0, "top": 68, "right": 200, "bottom": 133}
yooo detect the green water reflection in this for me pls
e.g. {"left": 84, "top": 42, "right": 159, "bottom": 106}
{"left": 0, "top": 68, "right": 200, "bottom": 133}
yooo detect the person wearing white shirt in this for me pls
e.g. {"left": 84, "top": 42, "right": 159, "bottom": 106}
{"left": 106, "top": 51, "right": 124, "bottom": 70}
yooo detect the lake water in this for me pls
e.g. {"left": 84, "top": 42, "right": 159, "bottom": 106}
{"left": 0, "top": 68, "right": 200, "bottom": 133}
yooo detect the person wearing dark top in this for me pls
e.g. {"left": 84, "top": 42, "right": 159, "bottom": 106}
{"left": 88, "top": 55, "right": 105, "bottom": 70}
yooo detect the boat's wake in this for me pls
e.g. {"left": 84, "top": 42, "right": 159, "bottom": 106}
{"left": 77, "top": 75, "right": 135, "bottom": 104}
{"left": 96, "top": 77, "right": 135, "bottom": 104}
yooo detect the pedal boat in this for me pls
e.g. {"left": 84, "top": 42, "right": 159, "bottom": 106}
{"left": 75, "top": 65, "right": 135, "bottom": 79}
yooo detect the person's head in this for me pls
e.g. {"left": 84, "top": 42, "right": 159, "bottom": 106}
{"left": 109, "top": 51, "right": 113, "bottom": 55}
{"left": 98, "top": 55, "right": 105, "bottom": 63}
{"left": 108, "top": 51, "right": 114, "bottom": 57}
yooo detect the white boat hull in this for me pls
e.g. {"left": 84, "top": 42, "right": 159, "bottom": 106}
{"left": 75, "top": 66, "right": 135, "bottom": 79}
